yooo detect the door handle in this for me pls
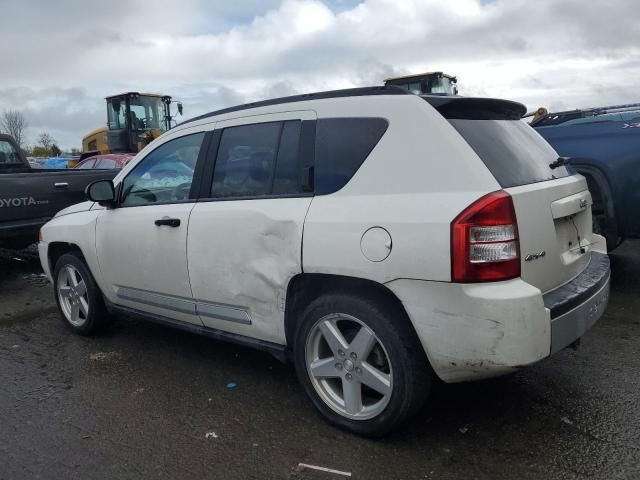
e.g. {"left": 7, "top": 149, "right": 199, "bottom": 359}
{"left": 54, "top": 182, "right": 69, "bottom": 189}
{"left": 154, "top": 217, "right": 181, "bottom": 227}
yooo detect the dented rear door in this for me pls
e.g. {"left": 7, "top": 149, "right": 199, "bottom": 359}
{"left": 187, "top": 111, "right": 316, "bottom": 345}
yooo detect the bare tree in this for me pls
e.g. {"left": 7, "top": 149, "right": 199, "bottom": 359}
{"left": 38, "top": 132, "right": 55, "bottom": 150}
{"left": 1, "top": 110, "right": 28, "bottom": 147}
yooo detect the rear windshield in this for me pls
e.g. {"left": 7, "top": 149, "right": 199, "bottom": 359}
{"left": 0, "top": 139, "right": 23, "bottom": 165}
{"left": 449, "top": 119, "right": 572, "bottom": 188}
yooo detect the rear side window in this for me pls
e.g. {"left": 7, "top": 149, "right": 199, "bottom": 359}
{"left": 315, "top": 118, "right": 388, "bottom": 194}
{"left": 211, "top": 120, "right": 304, "bottom": 198}
{"left": 272, "top": 121, "right": 302, "bottom": 195}
{"left": 77, "top": 159, "right": 95, "bottom": 169}
{"left": 212, "top": 122, "right": 280, "bottom": 198}
{"left": 96, "top": 158, "right": 118, "bottom": 169}
{"left": 449, "top": 119, "right": 572, "bottom": 188}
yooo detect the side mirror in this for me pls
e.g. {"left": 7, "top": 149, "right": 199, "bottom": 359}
{"left": 177, "top": 102, "right": 183, "bottom": 116}
{"left": 86, "top": 179, "right": 116, "bottom": 207}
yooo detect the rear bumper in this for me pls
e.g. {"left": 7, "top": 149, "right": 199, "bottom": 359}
{"left": 386, "top": 252, "right": 611, "bottom": 383}
{"left": 545, "top": 252, "right": 610, "bottom": 354}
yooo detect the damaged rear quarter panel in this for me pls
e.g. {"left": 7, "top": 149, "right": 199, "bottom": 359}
{"left": 386, "top": 278, "right": 551, "bottom": 382}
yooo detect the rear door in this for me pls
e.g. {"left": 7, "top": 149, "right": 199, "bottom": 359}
{"left": 187, "top": 111, "right": 316, "bottom": 344}
{"left": 447, "top": 112, "right": 596, "bottom": 292}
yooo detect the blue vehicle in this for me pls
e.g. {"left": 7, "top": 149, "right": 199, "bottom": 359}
{"left": 532, "top": 103, "right": 640, "bottom": 250}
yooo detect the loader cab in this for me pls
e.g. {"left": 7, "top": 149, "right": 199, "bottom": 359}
{"left": 384, "top": 72, "right": 458, "bottom": 96}
{"left": 106, "top": 92, "right": 177, "bottom": 153}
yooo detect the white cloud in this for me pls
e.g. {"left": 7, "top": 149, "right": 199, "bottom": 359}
{"left": 1, "top": 0, "right": 639, "bottom": 148}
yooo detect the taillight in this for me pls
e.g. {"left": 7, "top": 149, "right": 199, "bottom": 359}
{"left": 451, "top": 191, "right": 520, "bottom": 283}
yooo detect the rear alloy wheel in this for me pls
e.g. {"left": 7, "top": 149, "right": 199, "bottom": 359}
{"left": 294, "top": 293, "right": 432, "bottom": 436}
{"left": 306, "top": 314, "right": 393, "bottom": 420}
{"left": 53, "top": 253, "right": 110, "bottom": 335}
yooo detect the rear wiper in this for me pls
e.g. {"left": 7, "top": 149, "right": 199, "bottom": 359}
{"left": 549, "top": 156, "right": 571, "bottom": 169}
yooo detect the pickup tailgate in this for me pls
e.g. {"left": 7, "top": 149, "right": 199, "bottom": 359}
{"left": 0, "top": 170, "right": 116, "bottom": 224}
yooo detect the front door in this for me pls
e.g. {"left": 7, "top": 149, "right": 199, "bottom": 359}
{"left": 187, "top": 113, "right": 315, "bottom": 343}
{"left": 96, "top": 131, "right": 206, "bottom": 325}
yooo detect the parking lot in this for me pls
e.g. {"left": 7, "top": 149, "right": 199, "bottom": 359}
{"left": 0, "top": 242, "right": 638, "bottom": 480}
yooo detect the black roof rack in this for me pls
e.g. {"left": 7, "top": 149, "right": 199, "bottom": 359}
{"left": 181, "top": 86, "right": 410, "bottom": 126}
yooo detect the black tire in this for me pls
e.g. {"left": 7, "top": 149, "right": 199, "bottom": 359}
{"left": 584, "top": 173, "right": 621, "bottom": 251}
{"left": 53, "top": 252, "right": 110, "bottom": 335}
{"left": 293, "top": 293, "right": 432, "bottom": 437}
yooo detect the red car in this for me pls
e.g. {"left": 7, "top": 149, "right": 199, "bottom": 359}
{"left": 74, "top": 154, "right": 134, "bottom": 170}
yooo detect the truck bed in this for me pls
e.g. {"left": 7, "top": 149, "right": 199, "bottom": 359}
{"left": 0, "top": 134, "right": 118, "bottom": 248}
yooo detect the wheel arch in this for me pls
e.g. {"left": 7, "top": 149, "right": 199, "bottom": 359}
{"left": 48, "top": 242, "right": 88, "bottom": 275}
{"left": 572, "top": 163, "right": 620, "bottom": 248}
{"left": 284, "top": 273, "right": 419, "bottom": 352}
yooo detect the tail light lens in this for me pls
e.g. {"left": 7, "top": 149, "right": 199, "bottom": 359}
{"left": 451, "top": 191, "right": 520, "bottom": 283}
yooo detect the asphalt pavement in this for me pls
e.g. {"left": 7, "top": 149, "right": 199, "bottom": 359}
{"left": 1, "top": 242, "right": 639, "bottom": 479}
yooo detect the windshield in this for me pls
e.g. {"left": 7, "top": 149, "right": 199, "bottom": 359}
{"left": 449, "top": 119, "right": 573, "bottom": 188}
{"left": 430, "top": 77, "right": 453, "bottom": 94}
{"left": 107, "top": 96, "right": 166, "bottom": 131}
{"left": 394, "top": 82, "right": 423, "bottom": 94}
{"left": 129, "top": 96, "right": 166, "bottom": 131}
{"left": 0, "top": 139, "right": 23, "bottom": 164}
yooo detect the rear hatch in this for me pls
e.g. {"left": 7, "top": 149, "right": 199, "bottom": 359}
{"left": 426, "top": 96, "right": 594, "bottom": 293}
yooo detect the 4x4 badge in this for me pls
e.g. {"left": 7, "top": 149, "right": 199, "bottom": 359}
{"left": 525, "top": 251, "right": 546, "bottom": 262}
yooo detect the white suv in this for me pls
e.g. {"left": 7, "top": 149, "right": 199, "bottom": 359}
{"left": 38, "top": 87, "right": 610, "bottom": 436}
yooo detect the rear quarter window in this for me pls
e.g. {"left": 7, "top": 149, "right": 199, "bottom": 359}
{"left": 449, "top": 119, "right": 573, "bottom": 188}
{"left": 315, "top": 117, "right": 388, "bottom": 194}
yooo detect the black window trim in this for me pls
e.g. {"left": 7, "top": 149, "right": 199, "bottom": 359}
{"left": 198, "top": 119, "right": 316, "bottom": 202}
{"left": 115, "top": 130, "right": 210, "bottom": 209}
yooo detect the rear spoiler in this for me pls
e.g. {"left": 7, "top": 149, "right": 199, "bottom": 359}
{"left": 421, "top": 96, "right": 527, "bottom": 120}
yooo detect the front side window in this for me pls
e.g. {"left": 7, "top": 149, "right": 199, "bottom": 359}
{"left": 0, "top": 139, "right": 22, "bottom": 164}
{"left": 107, "top": 100, "right": 128, "bottom": 130}
{"left": 121, "top": 132, "right": 204, "bottom": 207}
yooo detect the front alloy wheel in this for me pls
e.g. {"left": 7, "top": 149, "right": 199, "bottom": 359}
{"left": 57, "top": 264, "right": 90, "bottom": 327}
{"left": 53, "top": 252, "right": 109, "bottom": 335}
{"left": 306, "top": 313, "right": 393, "bottom": 420}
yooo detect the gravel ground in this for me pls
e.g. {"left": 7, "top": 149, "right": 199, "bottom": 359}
{"left": 0, "top": 242, "right": 639, "bottom": 480}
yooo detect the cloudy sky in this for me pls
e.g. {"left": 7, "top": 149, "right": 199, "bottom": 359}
{"left": 1, "top": 0, "right": 639, "bottom": 149}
